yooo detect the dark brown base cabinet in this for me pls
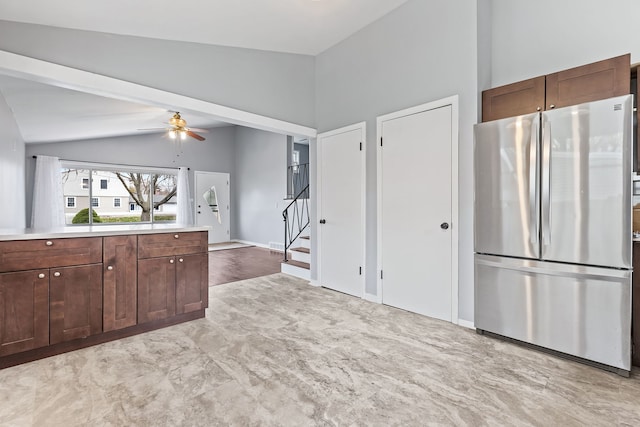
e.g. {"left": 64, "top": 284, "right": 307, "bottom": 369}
{"left": 0, "top": 269, "right": 49, "bottom": 356}
{"left": 49, "top": 263, "right": 103, "bottom": 345}
{"left": 0, "top": 230, "right": 208, "bottom": 369}
{"left": 633, "top": 243, "right": 640, "bottom": 367}
{"left": 103, "top": 235, "right": 137, "bottom": 332}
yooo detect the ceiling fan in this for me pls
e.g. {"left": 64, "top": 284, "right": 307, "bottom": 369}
{"left": 166, "top": 112, "right": 206, "bottom": 141}
{"left": 140, "top": 112, "right": 206, "bottom": 141}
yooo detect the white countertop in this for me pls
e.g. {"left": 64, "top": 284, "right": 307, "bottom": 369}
{"left": 0, "top": 224, "right": 210, "bottom": 241}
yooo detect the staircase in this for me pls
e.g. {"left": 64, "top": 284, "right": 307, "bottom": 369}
{"left": 280, "top": 235, "right": 310, "bottom": 279}
{"left": 281, "top": 162, "right": 310, "bottom": 280}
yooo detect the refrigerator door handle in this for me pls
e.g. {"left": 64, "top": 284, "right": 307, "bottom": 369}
{"left": 529, "top": 117, "right": 539, "bottom": 245}
{"left": 541, "top": 117, "right": 552, "bottom": 246}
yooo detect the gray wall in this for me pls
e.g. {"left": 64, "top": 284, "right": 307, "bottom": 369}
{"left": 25, "top": 126, "right": 237, "bottom": 224}
{"left": 0, "top": 20, "right": 316, "bottom": 128}
{"left": 234, "top": 127, "right": 287, "bottom": 246}
{"left": 490, "top": 0, "right": 638, "bottom": 88}
{"left": 315, "top": 0, "right": 478, "bottom": 322}
{"left": 0, "top": 91, "right": 25, "bottom": 228}
{"left": 294, "top": 143, "right": 309, "bottom": 166}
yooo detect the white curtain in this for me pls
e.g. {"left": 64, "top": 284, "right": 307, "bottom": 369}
{"left": 176, "top": 167, "right": 193, "bottom": 225}
{"left": 31, "top": 155, "right": 65, "bottom": 229}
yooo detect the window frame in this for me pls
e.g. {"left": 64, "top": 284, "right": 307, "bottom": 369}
{"left": 113, "top": 197, "right": 121, "bottom": 208}
{"left": 66, "top": 197, "right": 76, "bottom": 208}
{"left": 61, "top": 161, "right": 178, "bottom": 226}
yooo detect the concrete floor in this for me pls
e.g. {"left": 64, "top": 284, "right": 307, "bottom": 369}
{"left": 1, "top": 273, "right": 639, "bottom": 426}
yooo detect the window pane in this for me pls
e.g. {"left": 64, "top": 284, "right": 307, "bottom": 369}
{"left": 62, "top": 169, "right": 91, "bottom": 225}
{"left": 61, "top": 167, "right": 177, "bottom": 225}
{"left": 152, "top": 173, "right": 177, "bottom": 223}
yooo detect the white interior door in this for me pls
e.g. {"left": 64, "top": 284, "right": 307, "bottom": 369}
{"left": 195, "top": 171, "right": 230, "bottom": 244}
{"left": 379, "top": 104, "right": 454, "bottom": 321}
{"left": 318, "top": 123, "right": 365, "bottom": 298}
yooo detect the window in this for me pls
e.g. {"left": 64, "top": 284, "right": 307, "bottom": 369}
{"left": 62, "top": 164, "right": 177, "bottom": 225}
{"left": 66, "top": 197, "right": 76, "bottom": 208}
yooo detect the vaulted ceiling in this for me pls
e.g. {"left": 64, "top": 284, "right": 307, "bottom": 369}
{"left": 0, "top": 0, "right": 409, "bottom": 143}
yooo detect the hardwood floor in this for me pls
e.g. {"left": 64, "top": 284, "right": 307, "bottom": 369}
{"left": 208, "top": 246, "right": 283, "bottom": 286}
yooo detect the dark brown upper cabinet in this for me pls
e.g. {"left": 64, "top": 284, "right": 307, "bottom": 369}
{"left": 482, "top": 76, "right": 545, "bottom": 122}
{"left": 482, "top": 54, "right": 630, "bottom": 122}
{"left": 546, "top": 54, "right": 630, "bottom": 110}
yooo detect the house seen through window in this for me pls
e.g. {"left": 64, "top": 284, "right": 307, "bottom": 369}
{"left": 62, "top": 166, "right": 178, "bottom": 225}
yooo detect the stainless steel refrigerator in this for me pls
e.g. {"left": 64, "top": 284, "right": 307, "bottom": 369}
{"left": 474, "top": 94, "right": 633, "bottom": 375}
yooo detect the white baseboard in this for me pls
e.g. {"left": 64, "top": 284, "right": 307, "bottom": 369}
{"left": 309, "top": 280, "right": 321, "bottom": 287}
{"left": 457, "top": 319, "right": 475, "bottom": 329}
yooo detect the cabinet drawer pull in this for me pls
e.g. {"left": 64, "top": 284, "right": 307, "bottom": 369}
{"left": 179, "top": 258, "right": 184, "bottom": 263}
{"left": 107, "top": 266, "right": 114, "bottom": 271}
{"left": 45, "top": 241, "right": 53, "bottom": 246}
{"left": 38, "top": 273, "right": 45, "bottom": 279}
{"left": 549, "top": 104, "right": 556, "bottom": 109}
{"left": 53, "top": 272, "right": 61, "bottom": 277}
{"left": 169, "top": 259, "right": 174, "bottom": 264}
{"left": 174, "top": 234, "right": 179, "bottom": 239}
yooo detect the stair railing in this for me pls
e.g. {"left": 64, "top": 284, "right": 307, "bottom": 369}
{"left": 283, "top": 184, "right": 310, "bottom": 262}
{"left": 287, "top": 163, "right": 310, "bottom": 200}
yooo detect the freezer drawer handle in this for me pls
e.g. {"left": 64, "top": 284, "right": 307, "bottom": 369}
{"left": 476, "top": 258, "right": 630, "bottom": 280}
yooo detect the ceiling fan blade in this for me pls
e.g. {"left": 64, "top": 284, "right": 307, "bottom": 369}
{"left": 188, "top": 127, "right": 209, "bottom": 133}
{"left": 187, "top": 130, "right": 206, "bottom": 141}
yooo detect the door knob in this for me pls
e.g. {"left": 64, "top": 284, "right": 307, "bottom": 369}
{"left": 440, "top": 222, "right": 449, "bottom": 230}
{"left": 319, "top": 219, "right": 326, "bottom": 224}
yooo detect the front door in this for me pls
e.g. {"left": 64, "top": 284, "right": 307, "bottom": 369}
{"left": 194, "top": 171, "right": 231, "bottom": 244}
{"left": 379, "top": 103, "right": 454, "bottom": 321}
{"left": 318, "top": 123, "right": 365, "bottom": 298}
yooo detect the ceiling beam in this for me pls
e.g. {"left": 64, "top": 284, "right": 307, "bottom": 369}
{"left": 0, "top": 50, "right": 317, "bottom": 139}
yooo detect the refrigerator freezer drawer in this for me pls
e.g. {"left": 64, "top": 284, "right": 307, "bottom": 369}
{"left": 475, "top": 254, "right": 631, "bottom": 371}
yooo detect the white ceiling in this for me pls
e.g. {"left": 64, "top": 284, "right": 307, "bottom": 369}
{"left": 0, "top": 0, "right": 409, "bottom": 56}
{"left": 0, "top": 0, "right": 410, "bottom": 143}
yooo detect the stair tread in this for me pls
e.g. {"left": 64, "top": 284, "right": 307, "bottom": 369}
{"left": 282, "top": 260, "right": 310, "bottom": 270}
{"left": 291, "top": 247, "right": 310, "bottom": 254}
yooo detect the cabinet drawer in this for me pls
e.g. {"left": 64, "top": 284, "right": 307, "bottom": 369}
{"left": 138, "top": 232, "right": 207, "bottom": 259}
{"left": 0, "top": 237, "right": 103, "bottom": 273}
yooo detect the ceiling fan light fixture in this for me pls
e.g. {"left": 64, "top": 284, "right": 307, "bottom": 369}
{"left": 169, "top": 130, "right": 177, "bottom": 139}
{"left": 180, "top": 130, "right": 187, "bottom": 140}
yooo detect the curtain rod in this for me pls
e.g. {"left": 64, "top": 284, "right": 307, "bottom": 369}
{"left": 32, "top": 156, "right": 190, "bottom": 171}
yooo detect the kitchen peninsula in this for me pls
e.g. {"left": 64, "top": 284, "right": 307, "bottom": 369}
{"left": 0, "top": 224, "right": 209, "bottom": 369}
